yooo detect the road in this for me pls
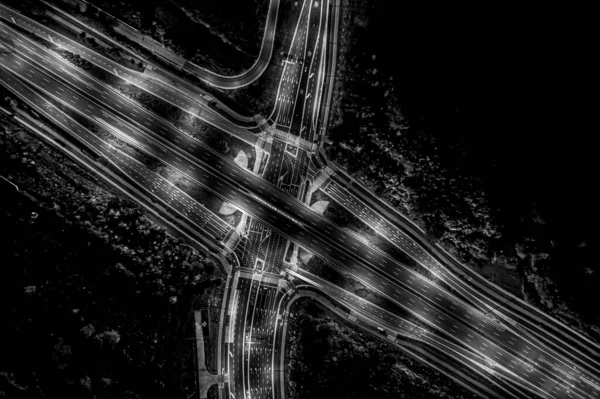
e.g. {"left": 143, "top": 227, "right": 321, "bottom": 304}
{"left": 262, "top": 0, "right": 325, "bottom": 202}
{"left": 42, "top": 0, "right": 265, "bottom": 130}
{"left": 278, "top": 286, "right": 528, "bottom": 399}
{"left": 63, "top": 0, "right": 282, "bottom": 89}
{"left": 0, "top": 67, "right": 231, "bottom": 241}
{"left": 1, "top": 2, "right": 599, "bottom": 399}
{"left": 321, "top": 171, "right": 600, "bottom": 376}
{"left": 0, "top": 4, "right": 266, "bottom": 147}
{"left": 288, "top": 269, "right": 571, "bottom": 399}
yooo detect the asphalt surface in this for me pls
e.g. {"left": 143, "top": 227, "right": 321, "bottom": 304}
{"left": 229, "top": 274, "right": 282, "bottom": 399}
{"left": 291, "top": 269, "right": 565, "bottom": 399}
{"left": 268, "top": 0, "right": 312, "bottom": 128}
{"left": 264, "top": 0, "right": 321, "bottom": 201}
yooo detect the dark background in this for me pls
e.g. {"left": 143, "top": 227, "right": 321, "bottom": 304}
{"left": 373, "top": 3, "right": 596, "bottom": 242}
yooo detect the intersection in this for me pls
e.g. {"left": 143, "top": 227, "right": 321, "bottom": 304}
{"left": 1, "top": 1, "right": 599, "bottom": 399}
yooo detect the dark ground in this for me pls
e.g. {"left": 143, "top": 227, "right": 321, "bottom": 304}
{"left": 0, "top": 107, "right": 223, "bottom": 398}
{"left": 379, "top": 3, "right": 596, "bottom": 239}
{"left": 286, "top": 299, "right": 479, "bottom": 399}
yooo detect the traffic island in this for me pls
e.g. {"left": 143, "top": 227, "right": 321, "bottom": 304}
{"left": 194, "top": 310, "right": 219, "bottom": 399}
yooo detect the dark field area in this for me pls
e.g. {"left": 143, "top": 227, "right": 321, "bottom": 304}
{"left": 286, "top": 298, "right": 478, "bottom": 399}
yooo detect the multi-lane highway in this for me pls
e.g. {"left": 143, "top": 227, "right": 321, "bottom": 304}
{"left": 1, "top": 1, "right": 599, "bottom": 399}
{"left": 262, "top": 0, "right": 324, "bottom": 201}
{"left": 321, "top": 172, "right": 600, "bottom": 377}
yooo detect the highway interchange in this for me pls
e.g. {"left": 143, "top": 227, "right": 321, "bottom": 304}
{"left": 1, "top": 1, "right": 599, "bottom": 398}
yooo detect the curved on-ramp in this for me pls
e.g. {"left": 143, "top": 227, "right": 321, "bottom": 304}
{"left": 66, "top": 0, "right": 282, "bottom": 89}
{"left": 182, "top": 0, "right": 282, "bottom": 89}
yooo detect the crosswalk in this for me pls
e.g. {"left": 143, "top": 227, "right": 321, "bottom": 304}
{"left": 312, "top": 166, "right": 334, "bottom": 189}
{"left": 224, "top": 230, "right": 241, "bottom": 251}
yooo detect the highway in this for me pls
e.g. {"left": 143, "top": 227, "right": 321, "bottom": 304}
{"left": 1, "top": 2, "right": 599, "bottom": 399}
{"left": 246, "top": 279, "right": 279, "bottom": 399}
{"left": 0, "top": 4, "right": 266, "bottom": 147}
{"left": 321, "top": 172, "right": 600, "bottom": 375}
{"left": 227, "top": 272, "right": 283, "bottom": 399}
{"left": 313, "top": 0, "right": 340, "bottom": 143}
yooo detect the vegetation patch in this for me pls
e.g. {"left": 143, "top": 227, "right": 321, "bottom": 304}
{"left": 286, "top": 298, "right": 479, "bottom": 399}
{"left": 11, "top": 0, "right": 146, "bottom": 71}
{"left": 0, "top": 104, "right": 223, "bottom": 398}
